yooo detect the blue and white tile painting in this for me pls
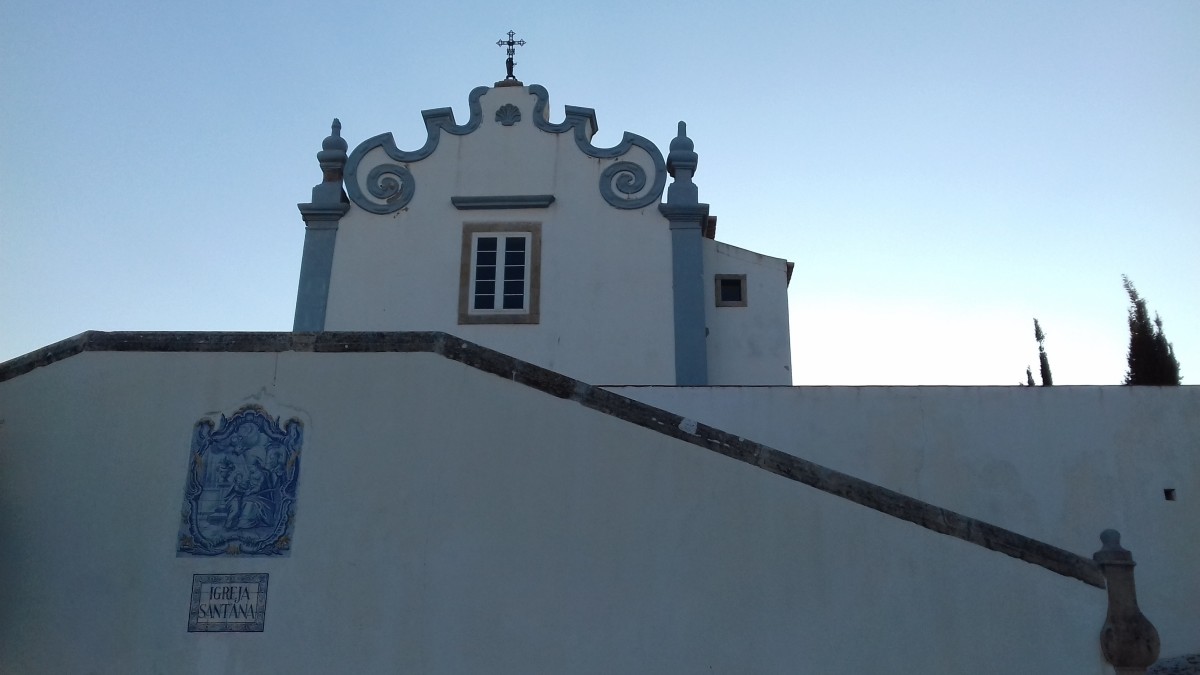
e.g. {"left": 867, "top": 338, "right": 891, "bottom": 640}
{"left": 177, "top": 406, "right": 302, "bottom": 556}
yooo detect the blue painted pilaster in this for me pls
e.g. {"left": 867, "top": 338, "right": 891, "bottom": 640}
{"left": 659, "top": 122, "right": 709, "bottom": 386}
{"left": 294, "top": 120, "right": 351, "bottom": 331}
{"left": 293, "top": 216, "right": 342, "bottom": 331}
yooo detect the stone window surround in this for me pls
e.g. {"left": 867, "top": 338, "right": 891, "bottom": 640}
{"left": 714, "top": 274, "right": 747, "bottom": 307}
{"left": 458, "top": 222, "right": 541, "bottom": 325}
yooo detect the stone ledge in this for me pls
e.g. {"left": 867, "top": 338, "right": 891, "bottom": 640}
{"left": 1152, "top": 655, "right": 1200, "bottom": 675}
{"left": 0, "top": 330, "right": 1108, "bottom": 590}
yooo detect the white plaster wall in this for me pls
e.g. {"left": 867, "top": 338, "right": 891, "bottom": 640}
{"left": 606, "top": 384, "right": 1200, "bottom": 660}
{"left": 324, "top": 86, "right": 676, "bottom": 384}
{"left": 703, "top": 239, "right": 793, "bottom": 385}
{"left": 1, "top": 351, "right": 1120, "bottom": 674}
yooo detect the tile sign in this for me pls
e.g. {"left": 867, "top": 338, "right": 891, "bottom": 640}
{"left": 188, "top": 573, "right": 269, "bottom": 632}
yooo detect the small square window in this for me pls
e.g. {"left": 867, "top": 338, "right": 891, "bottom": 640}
{"left": 459, "top": 223, "right": 540, "bottom": 324}
{"left": 715, "top": 274, "right": 747, "bottom": 307}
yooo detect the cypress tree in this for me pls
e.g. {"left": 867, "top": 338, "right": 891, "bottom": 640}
{"left": 1123, "top": 276, "right": 1182, "bottom": 385}
{"left": 1025, "top": 366, "right": 1035, "bottom": 387}
{"left": 1034, "top": 318, "right": 1053, "bottom": 386}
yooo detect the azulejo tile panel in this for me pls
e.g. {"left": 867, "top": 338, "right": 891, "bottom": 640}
{"left": 188, "top": 573, "right": 269, "bottom": 632}
{"left": 177, "top": 406, "right": 302, "bottom": 556}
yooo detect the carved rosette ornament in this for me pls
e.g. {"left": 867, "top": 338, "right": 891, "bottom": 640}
{"left": 1094, "top": 529, "right": 1160, "bottom": 674}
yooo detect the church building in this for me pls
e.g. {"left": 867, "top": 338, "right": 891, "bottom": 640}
{"left": 1, "top": 48, "right": 1196, "bottom": 674}
{"left": 294, "top": 75, "right": 792, "bottom": 387}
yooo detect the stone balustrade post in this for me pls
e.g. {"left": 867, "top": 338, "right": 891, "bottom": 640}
{"left": 1094, "top": 529, "right": 1160, "bottom": 674}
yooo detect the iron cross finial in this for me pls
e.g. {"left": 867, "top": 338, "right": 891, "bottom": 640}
{"left": 496, "top": 30, "right": 526, "bottom": 80}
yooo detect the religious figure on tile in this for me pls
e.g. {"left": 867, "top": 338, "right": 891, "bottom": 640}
{"left": 177, "top": 406, "right": 303, "bottom": 556}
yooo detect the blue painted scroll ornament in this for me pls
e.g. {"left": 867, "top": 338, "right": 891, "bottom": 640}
{"left": 343, "top": 87, "right": 487, "bottom": 214}
{"left": 177, "top": 406, "right": 303, "bottom": 557}
{"left": 366, "top": 163, "right": 415, "bottom": 207}
{"left": 343, "top": 85, "right": 666, "bottom": 213}
{"left": 528, "top": 85, "right": 666, "bottom": 209}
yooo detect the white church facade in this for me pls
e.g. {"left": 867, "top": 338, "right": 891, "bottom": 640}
{"left": 294, "top": 80, "right": 793, "bottom": 386}
{"left": 1, "top": 69, "right": 1196, "bottom": 675}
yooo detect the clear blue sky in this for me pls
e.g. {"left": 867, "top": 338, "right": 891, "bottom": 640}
{"left": 2, "top": 1, "right": 1197, "bottom": 385}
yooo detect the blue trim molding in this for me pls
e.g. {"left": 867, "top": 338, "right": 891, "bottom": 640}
{"left": 661, "top": 204, "right": 710, "bottom": 386}
{"left": 343, "top": 85, "right": 666, "bottom": 213}
{"left": 293, "top": 219, "right": 340, "bottom": 331}
{"left": 660, "top": 121, "right": 709, "bottom": 385}
{"left": 295, "top": 119, "right": 350, "bottom": 331}
{"left": 452, "top": 194, "right": 555, "bottom": 210}
{"left": 344, "top": 87, "right": 488, "bottom": 214}
{"left": 529, "top": 85, "right": 666, "bottom": 209}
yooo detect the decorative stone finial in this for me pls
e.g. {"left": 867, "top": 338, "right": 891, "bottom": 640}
{"left": 296, "top": 119, "right": 350, "bottom": 331}
{"left": 323, "top": 119, "right": 346, "bottom": 150}
{"left": 667, "top": 121, "right": 698, "bottom": 176}
{"left": 669, "top": 121, "right": 695, "bottom": 154}
{"left": 657, "top": 121, "right": 710, "bottom": 384}
{"left": 665, "top": 121, "right": 699, "bottom": 205}
{"left": 317, "top": 119, "right": 348, "bottom": 178}
{"left": 301, "top": 119, "right": 350, "bottom": 211}
{"left": 1094, "top": 530, "right": 1160, "bottom": 674}
{"left": 1099, "top": 529, "right": 1129, "bottom": 557}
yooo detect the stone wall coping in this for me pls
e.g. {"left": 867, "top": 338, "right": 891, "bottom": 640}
{"left": 0, "top": 330, "right": 1107, "bottom": 589}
